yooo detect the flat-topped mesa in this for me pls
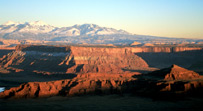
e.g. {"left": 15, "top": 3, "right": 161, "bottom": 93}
{"left": 15, "top": 44, "right": 71, "bottom": 52}
{"left": 0, "top": 45, "right": 149, "bottom": 74}
{"left": 3, "top": 45, "right": 202, "bottom": 74}
{"left": 172, "top": 47, "right": 203, "bottom": 52}
{"left": 129, "top": 47, "right": 203, "bottom": 53}
{"left": 15, "top": 45, "right": 203, "bottom": 53}
{"left": 131, "top": 41, "right": 141, "bottom": 46}
{"left": 66, "top": 46, "right": 149, "bottom": 73}
{"left": 148, "top": 64, "right": 200, "bottom": 80}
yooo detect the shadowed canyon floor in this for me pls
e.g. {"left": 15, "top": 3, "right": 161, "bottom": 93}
{"left": 0, "top": 45, "right": 203, "bottom": 111}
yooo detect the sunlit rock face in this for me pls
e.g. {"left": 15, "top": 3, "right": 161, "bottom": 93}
{"left": 129, "top": 47, "right": 202, "bottom": 53}
{"left": 0, "top": 65, "right": 203, "bottom": 99}
{"left": 0, "top": 73, "right": 137, "bottom": 98}
{"left": 0, "top": 45, "right": 148, "bottom": 74}
{"left": 66, "top": 47, "right": 148, "bottom": 73}
{"left": 1, "top": 44, "right": 203, "bottom": 74}
{"left": 148, "top": 64, "right": 200, "bottom": 80}
{"left": 1, "top": 44, "right": 202, "bottom": 74}
{"left": 141, "top": 64, "right": 203, "bottom": 95}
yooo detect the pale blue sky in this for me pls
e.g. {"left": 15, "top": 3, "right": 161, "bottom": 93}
{"left": 0, "top": 0, "right": 203, "bottom": 38}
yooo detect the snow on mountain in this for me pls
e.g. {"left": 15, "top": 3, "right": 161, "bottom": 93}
{"left": 26, "top": 21, "right": 48, "bottom": 26}
{"left": 3, "top": 21, "right": 19, "bottom": 26}
{"left": 18, "top": 21, "right": 55, "bottom": 34}
{"left": 0, "top": 21, "right": 130, "bottom": 36}
{"left": 51, "top": 27, "right": 81, "bottom": 36}
{"left": 0, "top": 21, "right": 55, "bottom": 34}
{"left": 0, "top": 24, "right": 18, "bottom": 33}
{"left": 51, "top": 23, "right": 130, "bottom": 36}
{"left": 0, "top": 21, "right": 201, "bottom": 45}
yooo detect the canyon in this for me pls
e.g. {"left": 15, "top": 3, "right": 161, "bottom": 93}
{"left": 0, "top": 45, "right": 150, "bottom": 74}
{"left": 1, "top": 44, "right": 203, "bottom": 74}
{"left": 0, "top": 44, "right": 203, "bottom": 111}
{"left": 0, "top": 45, "right": 203, "bottom": 99}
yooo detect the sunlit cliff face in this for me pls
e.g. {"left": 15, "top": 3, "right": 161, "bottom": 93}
{"left": 0, "top": 45, "right": 149, "bottom": 74}
{"left": 0, "top": 65, "right": 203, "bottom": 99}
{"left": 1, "top": 45, "right": 203, "bottom": 74}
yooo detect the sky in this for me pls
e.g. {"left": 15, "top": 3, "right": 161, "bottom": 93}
{"left": 0, "top": 0, "right": 203, "bottom": 39}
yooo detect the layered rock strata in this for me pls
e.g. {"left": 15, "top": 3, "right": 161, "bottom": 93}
{"left": 0, "top": 45, "right": 149, "bottom": 74}
{"left": 0, "top": 65, "right": 202, "bottom": 99}
{"left": 0, "top": 74, "right": 137, "bottom": 98}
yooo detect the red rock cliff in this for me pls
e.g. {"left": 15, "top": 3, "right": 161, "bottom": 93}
{"left": 0, "top": 45, "right": 149, "bottom": 74}
{"left": 129, "top": 47, "right": 202, "bottom": 53}
{"left": 0, "top": 73, "right": 137, "bottom": 98}
{"left": 65, "top": 47, "right": 148, "bottom": 73}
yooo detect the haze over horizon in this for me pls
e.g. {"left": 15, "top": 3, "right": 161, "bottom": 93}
{"left": 0, "top": 0, "right": 203, "bottom": 39}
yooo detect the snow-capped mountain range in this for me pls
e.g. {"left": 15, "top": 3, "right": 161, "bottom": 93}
{"left": 0, "top": 21, "right": 202, "bottom": 45}
{"left": 0, "top": 21, "right": 130, "bottom": 36}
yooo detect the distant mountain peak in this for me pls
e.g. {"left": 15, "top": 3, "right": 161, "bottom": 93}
{"left": 26, "top": 21, "right": 49, "bottom": 26}
{"left": 2, "top": 21, "right": 50, "bottom": 27}
{"left": 0, "top": 21, "right": 201, "bottom": 44}
{"left": 73, "top": 23, "right": 99, "bottom": 29}
{"left": 0, "top": 21, "right": 136, "bottom": 42}
{"left": 81, "top": 23, "right": 98, "bottom": 27}
{"left": 1, "top": 21, "right": 130, "bottom": 35}
{"left": 3, "top": 21, "right": 19, "bottom": 25}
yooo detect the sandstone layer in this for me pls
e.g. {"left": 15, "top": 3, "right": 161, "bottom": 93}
{"left": 142, "top": 65, "right": 203, "bottom": 95}
{"left": 1, "top": 45, "right": 202, "bottom": 74}
{"left": 147, "top": 64, "right": 200, "bottom": 80}
{"left": 0, "top": 45, "right": 149, "bottom": 74}
{"left": 0, "top": 65, "right": 202, "bottom": 99}
{"left": 0, "top": 73, "right": 137, "bottom": 98}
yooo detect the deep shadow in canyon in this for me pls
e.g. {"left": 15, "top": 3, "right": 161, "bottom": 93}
{"left": 136, "top": 50, "right": 203, "bottom": 70}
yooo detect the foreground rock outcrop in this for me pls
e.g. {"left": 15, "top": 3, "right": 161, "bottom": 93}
{"left": 0, "top": 65, "right": 202, "bottom": 99}
{"left": 147, "top": 64, "right": 200, "bottom": 80}
{"left": 0, "top": 74, "right": 137, "bottom": 98}
{"left": 142, "top": 65, "right": 203, "bottom": 95}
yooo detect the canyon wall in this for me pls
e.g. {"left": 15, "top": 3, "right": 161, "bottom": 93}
{"left": 0, "top": 45, "right": 149, "bottom": 74}
{"left": 68, "top": 47, "right": 148, "bottom": 73}
{"left": 1, "top": 45, "right": 203, "bottom": 74}
{"left": 128, "top": 47, "right": 202, "bottom": 53}
{"left": 15, "top": 45, "right": 203, "bottom": 53}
